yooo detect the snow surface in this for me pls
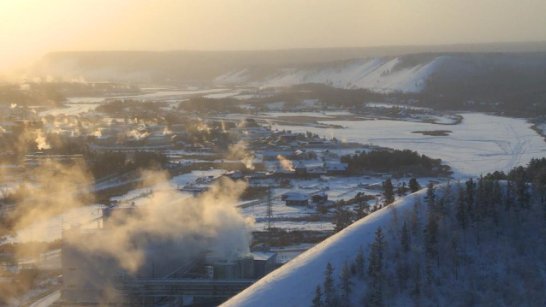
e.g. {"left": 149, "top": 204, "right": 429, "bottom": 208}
{"left": 223, "top": 189, "right": 428, "bottom": 307}
{"left": 215, "top": 56, "right": 448, "bottom": 94}
{"left": 279, "top": 113, "right": 546, "bottom": 177}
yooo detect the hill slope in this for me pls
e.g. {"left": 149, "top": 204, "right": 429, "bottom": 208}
{"left": 224, "top": 180, "right": 546, "bottom": 307}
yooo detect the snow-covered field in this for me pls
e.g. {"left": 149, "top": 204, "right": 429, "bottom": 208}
{"left": 278, "top": 113, "right": 546, "bottom": 177}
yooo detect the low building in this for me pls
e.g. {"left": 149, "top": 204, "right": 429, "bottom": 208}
{"left": 282, "top": 191, "right": 309, "bottom": 206}
{"left": 310, "top": 191, "right": 328, "bottom": 204}
{"left": 324, "top": 161, "right": 348, "bottom": 174}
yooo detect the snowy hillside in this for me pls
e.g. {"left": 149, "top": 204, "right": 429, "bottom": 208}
{"left": 215, "top": 56, "right": 448, "bottom": 94}
{"left": 224, "top": 180, "right": 546, "bottom": 306}
{"left": 223, "top": 190, "right": 427, "bottom": 307}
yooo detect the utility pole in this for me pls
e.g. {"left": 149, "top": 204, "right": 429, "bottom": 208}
{"left": 266, "top": 185, "right": 273, "bottom": 231}
{"left": 266, "top": 185, "right": 273, "bottom": 246}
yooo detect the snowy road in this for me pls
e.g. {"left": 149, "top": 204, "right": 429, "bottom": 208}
{"left": 29, "top": 290, "right": 60, "bottom": 307}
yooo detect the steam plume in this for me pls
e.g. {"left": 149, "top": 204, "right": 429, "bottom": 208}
{"left": 277, "top": 155, "right": 295, "bottom": 172}
{"left": 228, "top": 141, "right": 255, "bottom": 170}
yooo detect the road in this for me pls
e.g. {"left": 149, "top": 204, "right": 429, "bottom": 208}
{"left": 29, "top": 290, "right": 60, "bottom": 307}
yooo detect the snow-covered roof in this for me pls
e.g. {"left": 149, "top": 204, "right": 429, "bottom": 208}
{"left": 251, "top": 251, "right": 276, "bottom": 261}
{"left": 282, "top": 191, "right": 309, "bottom": 201}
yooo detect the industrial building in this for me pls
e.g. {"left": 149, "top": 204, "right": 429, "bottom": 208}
{"left": 60, "top": 207, "right": 277, "bottom": 306}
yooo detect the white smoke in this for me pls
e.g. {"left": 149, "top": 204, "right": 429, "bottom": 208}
{"left": 228, "top": 141, "right": 255, "bottom": 170}
{"left": 34, "top": 130, "right": 51, "bottom": 150}
{"left": 125, "top": 129, "right": 150, "bottom": 141}
{"left": 277, "top": 155, "right": 295, "bottom": 172}
{"left": 66, "top": 171, "right": 253, "bottom": 273}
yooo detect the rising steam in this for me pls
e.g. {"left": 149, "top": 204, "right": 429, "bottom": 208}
{"left": 228, "top": 141, "right": 255, "bottom": 170}
{"left": 65, "top": 170, "right": 253, "bottom": 273}
{"left": 34, "top": 129, "right": 51, "bottom": 150}
{"left": 277, "top": 155, "right": 295, "bottom": 172}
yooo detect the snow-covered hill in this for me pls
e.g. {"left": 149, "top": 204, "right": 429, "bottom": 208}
{"left": 215, "top": 56, "right": 448, "bottom": 94}
{"left": 223, "top": 190, "right": 427, "bottom": 307}
{"left": 223, "top": 180, "right": 546, "bottom": 306}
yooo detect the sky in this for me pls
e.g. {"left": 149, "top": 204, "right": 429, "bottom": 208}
{"left": 1, "top": 0, "right": 546, "bottom": 72}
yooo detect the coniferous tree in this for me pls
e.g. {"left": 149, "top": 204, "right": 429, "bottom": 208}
{"left": 367, "top": 227, "right": 385, "bottom": 306}
{"left": 456, "top": 188, "right": 467, "bottom": 230}
{"left": 465, "top": 178, "right": 475, "bottom": 216}
{"left": 340, "top": 262, "right": 352, "bottom": 306}
{"left": 409, "top": 177, "right": 421, "bottom": 193}
{"left": 323, "top": 262, "right": 336, "bottom": 307}
{"left": 334, "top": 207, "right": 353, "bottom": 232}
{"left": 425, "top": 207, "right": 439, "bottom": 266}
{"left": 426, "top": 183, "right": 436, "bottom": 211}
{"left": 396, "top": 182, "right": 408, "bottom": 197}
{"left": 491, "top": 180, "right": 502, "bottom": 227}
{"left": 368, "top": 227, "right": 385, "bottom": 278}
{"left": 383, "top": 179, "right": 395, "bottom": 205}
{"left": 505, "top": 181, "right": 514, "bottom": 211}
{"left": 412, "top": 262, "right": 421, "bottom": 300}
{"left": 514, "top": 171, "right": 530, "bottom": 208}
{"left": 401, "top": 221, "right": 410, "bottom": 253}
{"left": 312, "top": 285, "right": 323, "bottom": 307}
{"left": 354, "top": 247, "right": 365, "bottom": 277}
{"left": 355, "top": 201, "right": 369, "bottom": 220}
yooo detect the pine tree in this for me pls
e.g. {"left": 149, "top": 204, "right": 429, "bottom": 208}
{"left": 514, "top": 171, "right": 530, "bottom": 208}
{"left": 354, "top": 247, "right": 365, "bottom": 277}
{"left": 465, "top": 178, "right": 475, "bottom": 216}
{"left": 340, "top": 262, "right": 352, "bottom": 306}
{"left": 425, "top": 207, "right": 439, "bottom": 266}
{"left": 324, "top": 262, "right": 336, "bottom": 307}
{"left": 409, "top": 177, "right": 421, "bottom": 193}
{"left": 335, "top": 207, "right": 353, "bottom": 232}
{"left": 412, "top": 262, "right": 421, "bottom": 300}
{"left": 312, "top": 285, "right": 323, "bottom": 307}
{"left": 355, "top": 201, "right": 369, "bottom": 220}
{"left": 426, "top": 183, "right": 436, "bottom": 210}
{"left": 383, "top": 178, "right": 395, "bottom": 205}
{"left": 368, "top": 227, "right": 385, "bottom": 278}
{"left": 367, "top": 228, "right": 385, "bottom": 307}
{"left": 456, "top": 188, "right": 467, "bottom": 230}
{"left": 401, "top": 221, "right": 410, "bottom": 253}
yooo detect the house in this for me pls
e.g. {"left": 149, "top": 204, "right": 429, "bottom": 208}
{"left": 324, "top": 161, "right": 348, "bottom": 174}
{"left": 310, "top": 191, "right": 328, "bottom": 204}
{"left": 282, "top": 191, "right": 309, "bottom": 206}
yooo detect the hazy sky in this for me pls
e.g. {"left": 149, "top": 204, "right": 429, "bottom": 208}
{"left": 2, "top": 0, "right": 546, "bottom": 71}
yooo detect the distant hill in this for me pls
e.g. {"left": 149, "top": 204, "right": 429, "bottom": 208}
{"left": 32, "top": 41, "right": 546, "bottom": 84}
{"left": 31, "top": 43, "right": 546, "bottom": 111}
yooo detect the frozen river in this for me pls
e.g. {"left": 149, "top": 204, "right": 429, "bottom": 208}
{"left": 278, "top": 113, "right": 546, "bottom": 177}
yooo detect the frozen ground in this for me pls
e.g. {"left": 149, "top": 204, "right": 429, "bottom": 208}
{"left": 278, "top": 113, "right": 546, "bottom": 177}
